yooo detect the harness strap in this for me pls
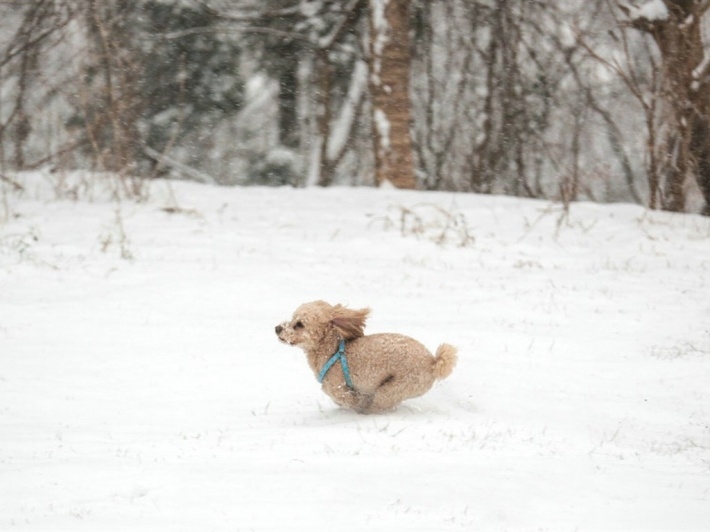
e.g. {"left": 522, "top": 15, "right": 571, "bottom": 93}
{"left": 317, "top": 339, "right": 354, "bottom": 389}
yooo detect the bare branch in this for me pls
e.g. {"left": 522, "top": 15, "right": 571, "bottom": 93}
{"left": 191, "top": 1, "right": 301, "bottom": 22}
{"left": 187, "top": 0, "right": 365, "bottom": 51}
{"left": 155, "top": 25, "right": 314, "bottom": 45}
{"left": 317, "top": 0, "right": 365, "bottom": 49}
{"left": 0, "top": 5, "right": 73, "bottom": 69}
{"left": 24, "top": 139, "right": 89, "bottom": 171}
{"left": 0, "top": 173, "right": 24, "bottom": 192}
{"left": 144, "top": 146, "right": 218, "bottom": 185}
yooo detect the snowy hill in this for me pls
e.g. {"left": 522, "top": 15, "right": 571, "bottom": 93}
{"left": 1, "top": 174, "right": 709, "bottom": 530}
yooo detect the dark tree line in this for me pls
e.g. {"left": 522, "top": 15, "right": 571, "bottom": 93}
{"left": 0, "top": 0, "right": 709, "bottom": 215}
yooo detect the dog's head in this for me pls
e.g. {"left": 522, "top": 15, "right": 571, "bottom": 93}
{"left": 275, "top": 301, "right": 370, "bottom": 349}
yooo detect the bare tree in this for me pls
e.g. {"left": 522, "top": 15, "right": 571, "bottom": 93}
{"left": 413, "top": 1, "right": 590, "bottom": 198}
{"left": 0, "top": 0, "right": 76, "bottom": 171}
{"left": 3, "top": 0, "right": 707, "bottom": 215}
{"left": 82, "top": 0, "right": 143, "bottom": 194}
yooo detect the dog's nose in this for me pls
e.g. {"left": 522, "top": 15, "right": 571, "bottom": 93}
{"left": 275, "top": 325, "right": 283, "bottom": 335}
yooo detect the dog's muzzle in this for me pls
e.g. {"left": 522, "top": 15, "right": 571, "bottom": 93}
{"left": 275, "top": 324, "right": 296, "bottom": 345}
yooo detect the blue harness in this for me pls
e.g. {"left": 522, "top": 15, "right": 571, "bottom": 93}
{"left": 317, "top": 339, "right": 354, "bottom": 389}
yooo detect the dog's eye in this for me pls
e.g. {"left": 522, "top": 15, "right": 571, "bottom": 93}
{"left": 294, "top": 321, "right": 304, "bottom": 329}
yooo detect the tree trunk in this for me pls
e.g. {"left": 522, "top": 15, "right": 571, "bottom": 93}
{"left": 625, "top": 0, "right": 710, "bottom": 213}
{"left": 277, "top": 51, "right": 299, "bottom": 151}
{"left": 692, "top": 118, "right": 710, "bottom": 215}
{"left": 368, "top": 0, "right": 416, "bottom": 189}
{"left": 316, "top": 48, "right": 335, "bottom": 187}
{"left": 85, "top": 0, "right": 141, "bottom": 185}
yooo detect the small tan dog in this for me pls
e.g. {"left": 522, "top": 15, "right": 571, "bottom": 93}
{"left": 275, "top": 300, "right": 457, "bottom": 414}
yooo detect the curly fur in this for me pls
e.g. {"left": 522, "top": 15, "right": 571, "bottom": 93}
{"left": 275, "top": 300, "right": 457, "bottom": 414}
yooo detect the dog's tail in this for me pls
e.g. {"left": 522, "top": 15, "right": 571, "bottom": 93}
{"left": 433, "top": 343, "right": 458, "bottom": 380}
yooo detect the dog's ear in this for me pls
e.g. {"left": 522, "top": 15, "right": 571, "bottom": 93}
{"left": 331, "top": 305, "right": 370, "bottom": 340}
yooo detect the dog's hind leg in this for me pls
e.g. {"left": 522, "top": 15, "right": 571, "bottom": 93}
{"left": 366, "top": 374, "right": 402, "bottom": 413}
{"left": 378, "top": 374, "right": 395, "bottom": 388}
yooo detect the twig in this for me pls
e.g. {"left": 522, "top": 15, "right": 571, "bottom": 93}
{"left": 0, "top": 173, "right": 24, "bottom": 192}
{"left": 144, "top": 146, "right": 217, "bottom": 185}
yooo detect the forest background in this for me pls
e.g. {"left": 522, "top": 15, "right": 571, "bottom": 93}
{"left": 2, "top": 0, "right": 710, "bottom": 216}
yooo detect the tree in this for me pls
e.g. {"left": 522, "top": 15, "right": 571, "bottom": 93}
{"left": 368, "top": 0, "right": 416, "bottom": 189}
{"left": 412, "top": 1, "right": 608, "bottom": 200}
{"left": 200, "top": 0, "right": 369, "bottom": 186}
{"left": 135, "top": 1, "right": 243, "bottom": 177}
{"left": 0, "top": 0, "right": 76, "bottom": 172}
{"left": 214, "top": 0, "right": 417, "bottom": 188}
{"left": 82, "top": 0, "right": 142, "bottom": 187}
{"left": 620, "top": 0, "right": 710, "bottom": 214}
{"left": 2, "top": 0, "right": 707, "bottom": 214}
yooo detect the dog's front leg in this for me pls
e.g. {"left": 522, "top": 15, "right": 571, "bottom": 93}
{"left": 336, "top": 387, "right": 374, "bottom": 414}
{"left": 355, "top": 396, "right": 375, "bottom": 414}
{"left": 352, "top": 390, "right": 374, "bottom": 414}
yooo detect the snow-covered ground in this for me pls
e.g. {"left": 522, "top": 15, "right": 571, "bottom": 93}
{"left": 1, "top": 172, "right": 709, "bottom": 530}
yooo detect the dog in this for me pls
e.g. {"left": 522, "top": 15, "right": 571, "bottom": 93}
{"left": 275, "top": 301, "right": 457, "bottom": 414}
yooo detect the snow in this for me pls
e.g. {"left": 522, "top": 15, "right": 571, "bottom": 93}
{"left": 374, "top": 108, "right": 391, "bottom": 152}
{"left": 626, "top": 0, "right": 669, "bottom": 22}
{"left": 1, "top": 173, "right": 710, "bottom": 530}
{"left": 693, "top": 54, "right": 710, "bottom": 81}
{"left": 327, "top": 60, "right": 368, "bottom": 162}
{"left": 370, "top": 0, "right": 390, "bottom": 84}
